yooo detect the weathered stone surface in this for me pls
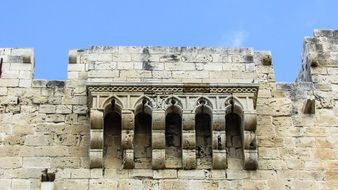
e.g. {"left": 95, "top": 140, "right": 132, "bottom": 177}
{"left": 1, "top": 30, "right": 338, "bottom": 189}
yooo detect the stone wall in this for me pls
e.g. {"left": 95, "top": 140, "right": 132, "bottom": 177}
{"left": 0, "top": 30, "right": 337, "bottom": 190}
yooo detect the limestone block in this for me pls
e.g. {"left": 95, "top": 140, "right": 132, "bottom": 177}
{"left": 182, "top": 131, "right": 195, "bottom": 149}
{"left": 70, "top": 169, "right": 91, "bottom": 178}
{"left": 73, "top": 105, "right": 88, "bottom": 114}
{"left": 243, "top": 131, "right": 257, "bottom": 149}
{"left": 244, "top": 112, "right": 257, "bottom": 131}
{"left": 178, "top": 170, "right": 210, "bottom": 179}
{"left": 0, "top": 157, "right": 22, "bottom": 168}
{"left": 152, "top": 110, "right": 165, "bottom": 130}
{"left": 244, "top": 149, "right": 258, "bottom": 170}
{"left": 39, "top": 105, "right": 56, "bottom": 113}
{"left": 204, "top": 63, "right": 223, "bottom": 71}
{"left": 121, "top": 130, "right": 134, "bottom": 149}
{"left": 122, "top": 149, "right": 135, "bottom": 169}
{"left": 19, "top": 79, "right": 31, "bottom": 87}
{"left": 10, "top": 63, "right": 32, "bottom": 70}
{"left": 226, "top": 169, "right": 249, "bottom": 180}
{"left": 212, "top": 131, "right": 225, "bottom": 150}
{"left": 89, "top": 149, "right": 103, "bottom": 168}
{"left": 152, "top": 130, "right": 165, "bottom": 149}
{"left": 158, "top": 180, "right": 188, "bottom": 190}
{"left": 0, "top": 96, "right": 18, "bottom": 105}
{"left": 182, "top": 149, "right": 196, "bottom": 169}
{"left": 88, "top": 70, "right": 119, "bottom": 78}
{"left": 51, "top": 157, "right": 81, "bottom": 168}
{"left": 54, "top": 179, "right": 89, "bottom": 190}
{"left": 212, "top": 150, "right": 226, "bottom": 169}
{"left": 182, "top": 113, "right": 195, "bottom": 130}
{"left": 90, "top": 109, "right": 103, "bottom": 129}
{"left": 118, "top": 179, "right": 142, "bottom": 190}
{"left": 153, "top": 169, "right": 177, "bottom": 179}
{"left": 23, "top": 157, "right": 51, "bottom": 168}
{"left": 11, "top": 179, "right": 31, "bottom": 190}
{"left": 0, "top": 180, "right": 11, "bottom": 190}
{"left": 90, "top": 129, "right": 103, "bottom": 149}
{"left": 89, "top": 179, "right": 118, "bottom": 190}
{"left": 117, "top": 62, "right": 134, "bottom": 69}
{"left": 68, "top": 64, "right": 86, "bottom": 72}
{"left": 122, "top": 110, "right": 134, "bottom": 130}
{"left": 56, "top": 105, "right": 72, "bottom": 114}
{"left": 152, "top": 149, "right": 165, "bottom": 169}
{"left": 32, "top": 96, "right": 48, "bottom": 104}
{"left": 1, "top": 70, "right": 19, "bottom": 79}
{"left": 0, "top": 87, "right": 7, "bottom": 95}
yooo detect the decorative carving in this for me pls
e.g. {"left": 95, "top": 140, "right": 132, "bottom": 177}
{"left": 87, "top": 83, "right": 259, "bottom": 170}
{"left": 87, "top": 84, "right": 258, "bottom": 101}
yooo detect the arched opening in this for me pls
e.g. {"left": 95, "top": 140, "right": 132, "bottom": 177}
{"left": 103, "top": 110, "right": 122, "bottom": 169}
{"left": 195, "top": 112, "right": 212, "bottom": 169}
{"left": 165, "top": 112, "right": 182, "bottom": 168}
{"left": 134, "top": 111, "right": 152, "bottom": 168}
{"left": 226, "top": 113, "right": 244, "bottom": 169}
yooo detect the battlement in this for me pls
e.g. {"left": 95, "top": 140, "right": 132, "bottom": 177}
{"left": 1, "top": 30, "right": 338, "bottom": 189}
{"left": 0, "top": 48, "right": 34, "bottom": 88}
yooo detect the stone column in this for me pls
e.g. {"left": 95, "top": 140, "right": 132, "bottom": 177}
{"left": 121, "top": 109, "right": 135, "bottom": 169}
{"left": 89, "top": 109, "right": 104, "bottom": 168}
{"left": 152, "top": 110, "right": 165, "bottom": 169}
{"left": 243, "top": 111, "right": 258, "bottom": 170}
{"left": 182, "top": 112, "right": 196, "bottom": 169}
{"left": 212, "top": 113, "right": 226, "bottom": 169}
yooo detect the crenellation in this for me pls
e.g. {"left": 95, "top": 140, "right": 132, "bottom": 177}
{"left": 1, "top": 30, "right": 338, "bottom": 189}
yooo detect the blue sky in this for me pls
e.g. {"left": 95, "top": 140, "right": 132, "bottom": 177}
{"left": 1, "top": 0, "right": 337, "bottom": 82}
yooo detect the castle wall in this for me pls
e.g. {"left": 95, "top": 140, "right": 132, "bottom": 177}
{"left": 0, "top": 30, "right": 337, "bottom": 190}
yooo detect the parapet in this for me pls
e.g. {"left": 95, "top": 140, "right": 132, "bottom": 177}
{"left": 0, "top": 48, "right": 34, "bottom": 87}
{"left": 67, "top": 46, "right": 274, "bottom": 84}
{"left": 297, "top": 29, "right": 338, "bottom": 82}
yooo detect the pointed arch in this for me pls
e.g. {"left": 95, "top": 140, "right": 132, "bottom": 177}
{"left": 102, "top": 95, "right": 123, "bottom": 117}
{"left": 194, "top": 96, "right": 213, "bottom": 116}
{"left": 224, "top": 95, "right": 244, "bottom": 116}
{"left": 102, "top": 96, "right": 123, "bottom": 169}
{"left": 224, "top": 95, "right": 244, "bottom": 169}
{"left": 164, "top": 96, "right": 183, "bottom": 168}
{"left": 133, "top": 95, "right": 152, "bottom": 168}
{"left": 134, "top": 95, "right": 154, "bottom": 115}
{"left": 194, "top": 96, "right": 213, "bottom": 169}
